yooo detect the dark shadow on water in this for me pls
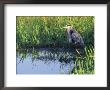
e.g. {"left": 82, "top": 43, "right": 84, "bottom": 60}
{"left": 16, "top": 47, "right": 84, "bottom": 74}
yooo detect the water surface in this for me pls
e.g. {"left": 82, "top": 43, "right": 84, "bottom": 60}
{"left": 16, "top": 48, "right": 76, "bottom": 74}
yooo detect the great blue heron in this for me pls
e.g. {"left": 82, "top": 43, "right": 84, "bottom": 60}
{"left": 63, "top": 25, "right": 84, "bottom": 48}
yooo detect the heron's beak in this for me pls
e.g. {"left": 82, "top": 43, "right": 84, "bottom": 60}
{"left": 63, "top": 27, "right": 68, "bottom": 29}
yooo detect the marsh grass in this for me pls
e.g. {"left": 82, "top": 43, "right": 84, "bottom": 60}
{"left": 16, "top": 16, "right": 94, "bottom": 74}
{"left": 72, "top": 46, "right": 94, "bottom": 74}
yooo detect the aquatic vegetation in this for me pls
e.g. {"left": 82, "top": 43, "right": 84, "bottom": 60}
{"left": 16, "top": 16, "right": 94, "bottom": 74}
{"left": 16, "top": 16, "right": 94, "bottom": 48}
{"left": 72, "top": 46, "right": 94, "bottom": 74}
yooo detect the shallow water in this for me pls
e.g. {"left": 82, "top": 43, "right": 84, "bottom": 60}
{"left": 16, "top": 48, "right": 75, "bottom": 74}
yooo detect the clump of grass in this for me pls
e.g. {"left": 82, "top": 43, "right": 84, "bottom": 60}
{"left": 16, "top": 16, "right": 94, "bottom": 49}
{"left": 72, "top": 46, "right": 94, "bottom": 74}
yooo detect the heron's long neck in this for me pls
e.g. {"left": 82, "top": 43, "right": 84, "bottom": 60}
{"left": 69, "top": 30, "right": 73, "bottom": 35}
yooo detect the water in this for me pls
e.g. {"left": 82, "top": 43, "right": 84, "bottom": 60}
{"left": 16, "top": 48, "right": 76, "bottom": 74}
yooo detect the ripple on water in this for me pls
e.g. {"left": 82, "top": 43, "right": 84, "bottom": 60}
{"left": 16, "top": 48, "right": 75, "bottom": 74}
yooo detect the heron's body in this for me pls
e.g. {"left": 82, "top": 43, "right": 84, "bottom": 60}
{"left": 64, "top": 25, "right": 84, "bottom": 48}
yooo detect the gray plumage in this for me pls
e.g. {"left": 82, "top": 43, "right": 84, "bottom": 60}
{"left": 63, "top": 25, "right": 84, "bottom": 47}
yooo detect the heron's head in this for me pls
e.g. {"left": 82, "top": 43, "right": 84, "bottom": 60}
{"left": 63, "top": 25, "right": 73, "bottom": 33}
